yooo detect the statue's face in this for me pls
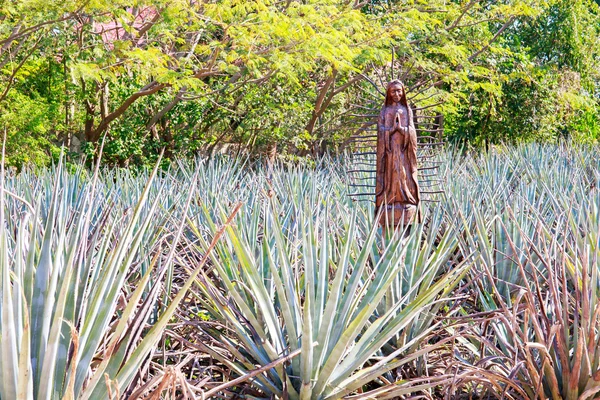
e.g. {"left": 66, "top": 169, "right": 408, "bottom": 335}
{"left": 389, "top": 84, "right": 404, "bottom": 103}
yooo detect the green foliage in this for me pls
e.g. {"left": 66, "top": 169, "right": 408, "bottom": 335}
{"left": 0, "top": 143, "right": 599, "bottom": 398}
{"left": 0, "top": 157, "right": 199, "bottom": 399}
{"left": 1, "top": 0, "right": 600, "bottom": 166}
{"left": 0, "top": 91, "right": 59, "bottom": 167}
{"left": 446, "top": 0, "right": 600, "bottom": 145}
{"left": 185, "top": 183, "right": 467, "bottom": 399}
{"left": 442, "top": 143, "right": 600, "bottom": 399}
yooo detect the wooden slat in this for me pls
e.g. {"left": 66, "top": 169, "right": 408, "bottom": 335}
{"left": 348, "top": 192, "right": 377, "bottom": 197}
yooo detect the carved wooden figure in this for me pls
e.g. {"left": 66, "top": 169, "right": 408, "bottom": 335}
{"left": 375, "top": 80, "right": 420, "bottom": 227}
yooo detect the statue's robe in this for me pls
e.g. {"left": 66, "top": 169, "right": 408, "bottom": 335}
{"left": 375, "top": 102, "right": 420, "bottom": 226}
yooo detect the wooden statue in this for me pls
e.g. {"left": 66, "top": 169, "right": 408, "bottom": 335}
{"left": 375, "top": 80, "right": 420, "bottom": 227}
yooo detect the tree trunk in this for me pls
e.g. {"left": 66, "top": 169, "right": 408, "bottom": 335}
{"left": 305, "top": 70, "right": 337, "bottom": 136}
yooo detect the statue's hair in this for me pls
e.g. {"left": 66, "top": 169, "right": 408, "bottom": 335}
{"left": 384, "top": 80, "right": 409, "bottom": 107}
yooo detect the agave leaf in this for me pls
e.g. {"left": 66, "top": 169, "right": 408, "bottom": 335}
{"left": 0, "top": 154, "right": 18, "bottom": 400}
{"left": 299, "top": 216, "right": 315, "bottom": 399}
{"left": 330, "top": 260, "right": 470, "bottom": 387}
{"left": 1, "top": 223, "right": 18, "bottom": 400}
{"left": 313, "top": 238, "right": 408, "bottom": 396}
{"left": 313, "top": 213, "right": 357, "bottom": 377}
{"left": 325, "top": 210, "right": 378, "bottom": 355}
{"left": 30, "top": 190, "right": 56, "bottom": 391}
{"left": 16, "top": 291, "right": 33, "bottom": 400}
{"left": 329, "top": 337, "right": 456, "bottom": 399}
{"left": 30, "top": 159, "right": 67, "bottom": 393}
{"left": 77, "top": 253, "right": 157, "bottom": 400}
{"left": 74, "top": 161, "right": 165, "bottom": 395}
{"left": 22, "top": 201, "right": 39, "bottom": 311}
{"left": 86, "top": 183, "right": 233, "bottom": 400}
{"left": 36, "top": 243, "right": 76, "bottom": 400}
{"left": 226, "top": 220, "right": 284, "bottom": 355}
{"left": 52, "top": 217, "right": 89, "bottom": 397}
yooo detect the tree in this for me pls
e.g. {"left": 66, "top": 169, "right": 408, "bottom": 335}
{"left": 0, "top": 0, "right": 86, "bottom": 165}
{"left": 64, "top": 0, "right": 393, "bottom": 162}
{"left": 444, "top": 0, "right": 600, "bottom": 145}
{"left": 1, "top": 0, "right": 599, "bottom": 167}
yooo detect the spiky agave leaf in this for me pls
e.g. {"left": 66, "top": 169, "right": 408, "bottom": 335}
{"left": 187, "top": 194, "right": 469, "bottom": 399}
{"left": 441, "top": 143, "right": 600, "bottom": 398}
{"left": 0, "top": 156, "right": 212, "bottom": 400}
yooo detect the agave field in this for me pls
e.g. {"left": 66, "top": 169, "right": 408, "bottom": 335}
{"left": 0, "top": 143, "right": 599, "bottom": 399}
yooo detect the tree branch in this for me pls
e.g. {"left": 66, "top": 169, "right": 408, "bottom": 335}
{"left": 353, "top": 0, "right": 370, "bottom": 9}
{"left": 318, "top": 72, "right": 368, "bottom": 130}
{"left": 305, "top": 70, "right": 337, "bottom": 135}
{"left": 146, "top": 87, "right": 186, "bottom": 131}
{"left": 332, "top": 72, "right": 366, "bottom": 96}
{"left": 134, "top": 6, "right": 163, "bottom": 46}
{"left": 89, "top": 81, "right": 165, "bottom": 142}
{"left": 451, "top": 18, "right": 500, "bottom": 30}
{"left": 0, "top": 7, "right": 85, "bottom": 50}
{"left": 0, "top": 38, "right": 25, "bottom": 71}
{"left": 0, "top": 23, "right": 23, "bottom": 54}
{"left": 0, "top": 35, "right": 43, "bottom": 103}
{"left": 88, "top": 42, "right": 221, "bottom": 142}
{"left": 447, "top": 0, "right": 479, "bottom": 31}
{"left": 468, "top": 16, "right": 516, "bottom": 62}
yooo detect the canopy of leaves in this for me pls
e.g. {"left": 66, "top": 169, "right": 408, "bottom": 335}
{"left": 0, "top": 0, "right": 598, "bottom": 166}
